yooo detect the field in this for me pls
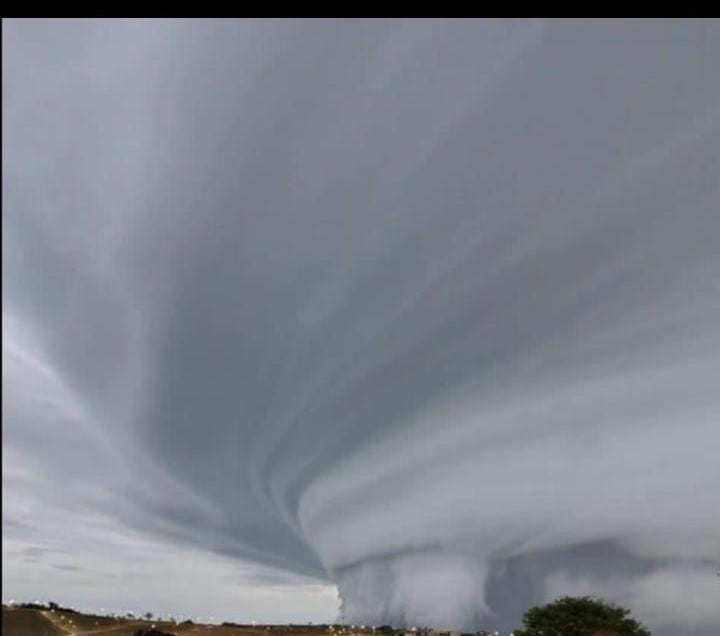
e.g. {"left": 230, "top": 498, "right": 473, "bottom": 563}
{"left": 1, "top": 608, "right": 345, "bottom": 636}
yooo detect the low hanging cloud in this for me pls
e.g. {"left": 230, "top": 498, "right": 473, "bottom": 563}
{"left": 3, "top": 18, "right": 720, "bottom": 635}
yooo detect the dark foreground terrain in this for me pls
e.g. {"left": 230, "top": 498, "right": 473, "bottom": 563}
{"left": 2, "top": 607, "right": 359, "bottom": 636}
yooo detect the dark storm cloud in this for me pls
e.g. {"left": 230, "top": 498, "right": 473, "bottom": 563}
{"left": 3, "top": 18, "right": 720, "bottom": 634}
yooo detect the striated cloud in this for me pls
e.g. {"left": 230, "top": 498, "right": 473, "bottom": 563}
{"left": 3, "top": 18, "right": 720, "bottom": 634}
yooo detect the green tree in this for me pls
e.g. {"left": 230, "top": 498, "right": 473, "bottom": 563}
{"left": 514, "top": 596, "right": 650, "bottom": 636}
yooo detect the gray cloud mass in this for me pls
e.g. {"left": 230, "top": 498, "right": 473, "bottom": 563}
{"left": 3, "top": 18, "right": 720, "bottom": 634}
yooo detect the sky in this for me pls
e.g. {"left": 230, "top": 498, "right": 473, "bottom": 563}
{"left": 3, "top": 18, "right": 720, "bottom": 635}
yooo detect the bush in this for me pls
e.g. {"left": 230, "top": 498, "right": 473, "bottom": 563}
{"left": 514, "top": 596, "right": 650, "bottom": 636}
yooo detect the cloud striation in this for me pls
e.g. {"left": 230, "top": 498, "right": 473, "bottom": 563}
{"left": 3, "top": 18, "right": 720, "bottom": 635}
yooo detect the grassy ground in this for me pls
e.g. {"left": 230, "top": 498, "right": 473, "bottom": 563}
{"left": 3, "top": 608, "right": 69, "bottom": 636}
{"left": 2, "top": 608, "right": 356, "bottom": 636}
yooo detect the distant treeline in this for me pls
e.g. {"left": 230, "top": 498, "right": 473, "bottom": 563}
{"left": 217, "top": 624, "right": 403, "bottom": 633}
{"left": 12, "top": 601, "right": 80, "bottom": 614}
